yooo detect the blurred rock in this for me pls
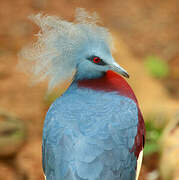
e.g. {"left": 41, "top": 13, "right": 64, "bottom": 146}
{"left": 159, "top": 115, "right": 179, "bottom": 180}
{"left": 0, "top": 109, "right": 26, "bottom": 158}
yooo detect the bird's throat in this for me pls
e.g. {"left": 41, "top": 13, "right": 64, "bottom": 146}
{"left": 77, "top": 70, "right": 138, "bottom": 104}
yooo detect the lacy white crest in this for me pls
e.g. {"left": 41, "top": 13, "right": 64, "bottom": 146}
{"left": 18, "top": 8, "right": 114, "bottom": 90}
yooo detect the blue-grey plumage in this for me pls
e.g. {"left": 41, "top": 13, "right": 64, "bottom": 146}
{"left": 42, "top": 83, "right": 138, "bottom": 180}
{"left": 18, "top": 8, "right": 145, "bottom": 180}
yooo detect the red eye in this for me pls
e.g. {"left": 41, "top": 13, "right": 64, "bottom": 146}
{"left": 93, "top": 57, "right": 101, "bottom": 63}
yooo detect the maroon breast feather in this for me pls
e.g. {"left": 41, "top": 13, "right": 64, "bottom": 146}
{"left": 78, "top": 70, "right": 145, "bottom": 159}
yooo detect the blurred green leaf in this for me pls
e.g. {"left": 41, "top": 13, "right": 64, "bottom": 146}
{"left": 144, "top": 121, "right": 163, "bottom": 155}
{"left": 144, "top": 142, "right": 159, "bottom": 155}
{"left": 144, "top": 55, "right": 169, "bottom": 78}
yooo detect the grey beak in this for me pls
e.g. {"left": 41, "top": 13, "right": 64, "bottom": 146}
{"left": 110, "top": 62, "right": 129, "bottom": 78}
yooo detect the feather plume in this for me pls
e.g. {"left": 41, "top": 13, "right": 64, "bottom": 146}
{"left": 18, "top": 8, "right": 114, "bottom": 90}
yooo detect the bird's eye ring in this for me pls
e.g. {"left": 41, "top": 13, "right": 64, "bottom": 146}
{"left": 93, "top": 57, "right": 101, "bottom": 64}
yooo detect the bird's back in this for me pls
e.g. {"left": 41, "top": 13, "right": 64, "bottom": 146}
{"left": 42, "top": 71, "right": 145, "bottom": 180}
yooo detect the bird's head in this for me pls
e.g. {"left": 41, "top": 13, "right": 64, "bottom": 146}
{"left": 74, "top": 33, "right": 129, "bottom": 80}
{"left": 18, "top": 8, "right": 129, "bottom": 90}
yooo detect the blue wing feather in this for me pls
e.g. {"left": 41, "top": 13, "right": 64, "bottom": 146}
{"left": 42, "top": 86, "right": 138, "bottom": 180}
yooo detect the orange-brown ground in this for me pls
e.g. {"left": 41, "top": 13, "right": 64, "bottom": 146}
{"left": 0, "top": 0, "right": 179, "bottom": 180}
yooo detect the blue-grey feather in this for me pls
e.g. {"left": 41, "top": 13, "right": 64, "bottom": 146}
{"left": 76, "top": 159, "right": 103, "bottom": 179}
{"left": 43, "top": 83, "right": 138, "bottom": 180}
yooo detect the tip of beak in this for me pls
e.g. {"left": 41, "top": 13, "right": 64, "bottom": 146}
{"left": 122, "top": 71, "right": 130, "bottom": 78}
{"left": 109, "top": 63, "right": 130, "bottom": 78}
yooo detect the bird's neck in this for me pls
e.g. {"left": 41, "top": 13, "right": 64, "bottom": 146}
{"left": 76, "top": 70, "right": 138, "bottom": 104}
{"left": 67, "top": 70, "right": 145, "bottom": 158}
